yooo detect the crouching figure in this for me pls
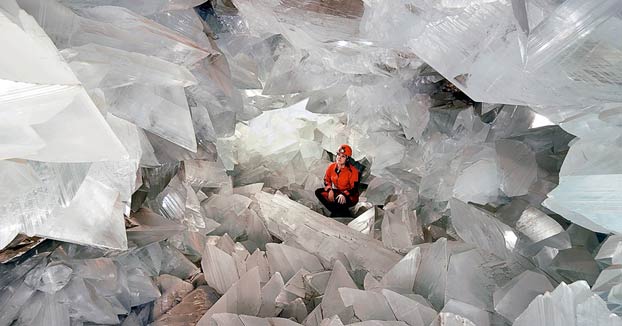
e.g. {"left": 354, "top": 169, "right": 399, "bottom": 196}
{"left": 315, "top": 144, "right": 359, "bottom": 217}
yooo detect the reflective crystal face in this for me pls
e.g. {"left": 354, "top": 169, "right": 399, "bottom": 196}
{"left": 2, "top": 0, "right": 622, "bottom": 324}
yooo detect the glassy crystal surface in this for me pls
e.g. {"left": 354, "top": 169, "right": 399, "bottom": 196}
{"left": 493, "top": 270, "right": 555, "bottom": 322}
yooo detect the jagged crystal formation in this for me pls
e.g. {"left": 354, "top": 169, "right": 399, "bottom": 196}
{"left": 2, "top": 0, "right": 622, "bottom": 324}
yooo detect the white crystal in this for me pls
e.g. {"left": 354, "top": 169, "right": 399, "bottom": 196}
{"left": 493, "top": 270, "right": 554, "bottom": 322}
{"left": 201, "top": 244, "right": 239, "bottom": 295}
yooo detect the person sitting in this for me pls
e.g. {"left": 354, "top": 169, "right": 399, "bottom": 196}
{"left": 315, "top": 144, "right": 359, "bottom": 217}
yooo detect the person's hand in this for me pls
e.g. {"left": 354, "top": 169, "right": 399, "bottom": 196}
{"left": 324, "top": 185, "right": 331, "bottom": 192}
{"left": 336, "top": 194, "right": 346, "bottom": 204}
{"left": 328, "top": 189, "right": 335, "bottom": 202}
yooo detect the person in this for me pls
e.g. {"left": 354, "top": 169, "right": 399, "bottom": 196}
{"left": 315, "top": 144, "right": 359, "bottom": 217}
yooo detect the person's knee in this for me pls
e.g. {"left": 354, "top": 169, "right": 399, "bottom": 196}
{"left": 315, "top": 188, "right": 323, "bottom": 198}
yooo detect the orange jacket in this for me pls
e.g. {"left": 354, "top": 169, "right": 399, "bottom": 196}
{"left": 324, "top": 162, "right": 359, "bottom": 198}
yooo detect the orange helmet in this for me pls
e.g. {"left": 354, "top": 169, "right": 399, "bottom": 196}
{"left": 337, "top": 144, "right": 352, "bottom": 157}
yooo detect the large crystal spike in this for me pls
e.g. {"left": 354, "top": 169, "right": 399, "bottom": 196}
{"left": 258, "top": 272, "right": 285, "bottom": 317}
{"left": 186, "top": 61, "right": 241, "bottom": 139}
{"left": 0, "top": 2, "right": 127, "bottom": 162}
{"left": 433, "top": 313, "right": 476, "bottom": 326}
{"left": 413, "top": 238, "right": 449, "bottom": 310}
{"left": 379, "top": 247, "right": 421, "bottom": 294}
{"left": 232, "top": 0, "right": 363, "bottom": 45}
{"left": 595, "top": 235, "right": 622, "bottom": 267}
{"left": 514, "top": 207, "right": 571, "bottom": 257}
{"left": 58, "top": 0, "right": 206, "bottom": 16}
{"left": 543, "top": 174, "right": 622, "bottom": 234}
{"left": 275, "top": 269, "right": 309, "bottom": 306}
{"left": 265, "top": 243, "right": 323, "bottom": 282}
{"left": 321, "top": 260, "right": 358, "bottom": 322}
{"left": 439, "top": 300, "right": 489, "bottom": 326}
{"left": 495, "top": 139, "right": 537, "bottom": 197}
{"left": 152, "top": 274, "right": 194, "bottom": 320}
{"left": 348, "top": 208, "right": 376, "bottom": 235}
{"left": 19, "top": 0, "right": 213, "bottom": 65}
{"left": 126, "top": 208, "right": 185, "bottom": 248}
{"left": 201, "top": 244, "right": 239, "bottom": 295}
{"left": 338, "top": 288, "right": 396, "bottom": 322}
{"left": 197, "top": 267, "right": 262, "bottom": 324}
{"left": 61, "top": 43, "right": 196, "bottom": 89}
{"left": 493, "top": 270, "right": 555, "bottom": 322}
{"left": 381, "top": 204, "right": 423, "bottom": 253}
{"left": 549, "top": 247, "right": 600, "bottom": 285}
{"left": 361, "top": 0, "right": 622, "bottom": 106}
{"left": 160, "top": 242, "right": 200, "bottom": 280}
{"left": 446, "top": 248, "right": 528, "bottom": 312}
{"left": 255, "top": 191, "right": 401, "bottom": 278}
{"left": 154, "top": 286, "right": 220, "bottom": 325}
{"left": 245, "top": 249, "right": 271, "bottom": 284}
{"left": 183, "top": 160, "right": 231, "bottom": 188}
{"left": 381, "top": 289, "right": 437, "bottom": 326}
{"left": 28, "top": 176, "right": 127, "bottom": 250}
{"left": 449, "top": 199, "right": 517, "bottom": 260}
{"left": 514, "top": 281, "right": 621, "bottom": 326}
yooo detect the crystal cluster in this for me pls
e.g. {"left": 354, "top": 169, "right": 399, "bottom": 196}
{"left": 1, "top": 0, "right": 622, "bottom": 325}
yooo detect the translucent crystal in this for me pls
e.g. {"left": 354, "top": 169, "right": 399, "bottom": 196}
{"left": 495, "top": 139, "right": 537, "bottom": 197}
{"left": 381, "top": 289, "right": 437, "bottom": 326}
{"left": 20, "top": 0, "right": 212, "bottom": 65}
{"left": 258, "top": 272, "right": 285, "bottom": 317}
{"left": 59, "top": 277, "right": 120, "bottom": 324}
{"left": 126, "top": 271, "right": 161, "bottom": 307}
{"left": 379, "top": 247, "right": 421, "bottom": 294}
{"left": 446, "top": 248, "right": 527, "bottom": 312}
{"left": 255, "top": 191, "right": 401, "bottom": 278}
{"left": 152, "top": 274, "right": 194, "bottom": 320}
{"left": 451, "top": 146, "right": 500, "bottom": 205}
{"left": 595, "top": 235, "right": 622, "bottom": 266}
{"left": 281, "top": 297, "right": 308, "bottom": 323}
{"left": 543, "top": 175, "right": 622, "bottom": 234}
{"left": 440, "top": 300, "right": 489, "bottom": 326}
{"left": 160, "top": 242, "right": 200, "bottom": 280}
{"left": 381, "top": 205, "right": 423, "bottom": 254}
{"left": 197, "top": 267, "right": 262, "bottom": 323}
{"left": 126, "top": 208, "right": 185, "bottom": 247}
{"left": 339, "top": 288, "right": 396, "bottom": 322}
{"left": 348, "top": 208, "right": 375, "bottom": 235}
{"left": 266, "top": 243, "right": 324, "bottom": 282}
{"left": 361, "top": 0, "right": 622, "bottom": 106}
{"left": 514, "top": 281, "right": 620, "bottom": 326}
{"left": 413, "top": 238, "right": 449, "bottom": 310}
{"left": 550, "top": 248, "right": 600, "bottom": 285}
{"left": 321, "top": 260, "right": 357, "bottom": 322}
{"left": 450, "top": 198, "right": 517, "bottom": 260}
{"left": 201, "top": 244, "right": 239, "bottom": 295}
{"left": 276, "top": 269, "right": 309, "bottom": 306}
{"left": 35, "top": 263, "right": 73, "bottom": 293}
{"left": 0, "top": 3, "right": 127, "bottom": 162}
{"left": 245, "top": 249, "right": 271, "bottom": 284}
{"left": 154, "top": 286, "right": 220, "bottom": 325}
{"left": 28, "top": 176, "right": 128, "bottom": 250}
{"left": 493, "top": 270, "right": 555, "bottom": 322}
{"left": 183, "top": 160, "right": 231, "bottom": 188}
{"left": 434, "top": 312, "right": 476, "bottom": 326}
{"left": 58, "top": 0, "right": 207, "bottom": 16}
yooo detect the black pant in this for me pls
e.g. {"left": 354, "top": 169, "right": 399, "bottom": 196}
{"left": 315, "top": 188, "right": 355, "bottom": 217}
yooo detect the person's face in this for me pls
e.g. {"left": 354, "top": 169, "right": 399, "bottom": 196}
{"left": 336, "top": 153, "right": 347, "bottom": 164}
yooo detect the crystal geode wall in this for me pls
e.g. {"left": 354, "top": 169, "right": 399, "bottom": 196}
{"left": 2, "top": 0, "right": 622, "bottom": 325}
